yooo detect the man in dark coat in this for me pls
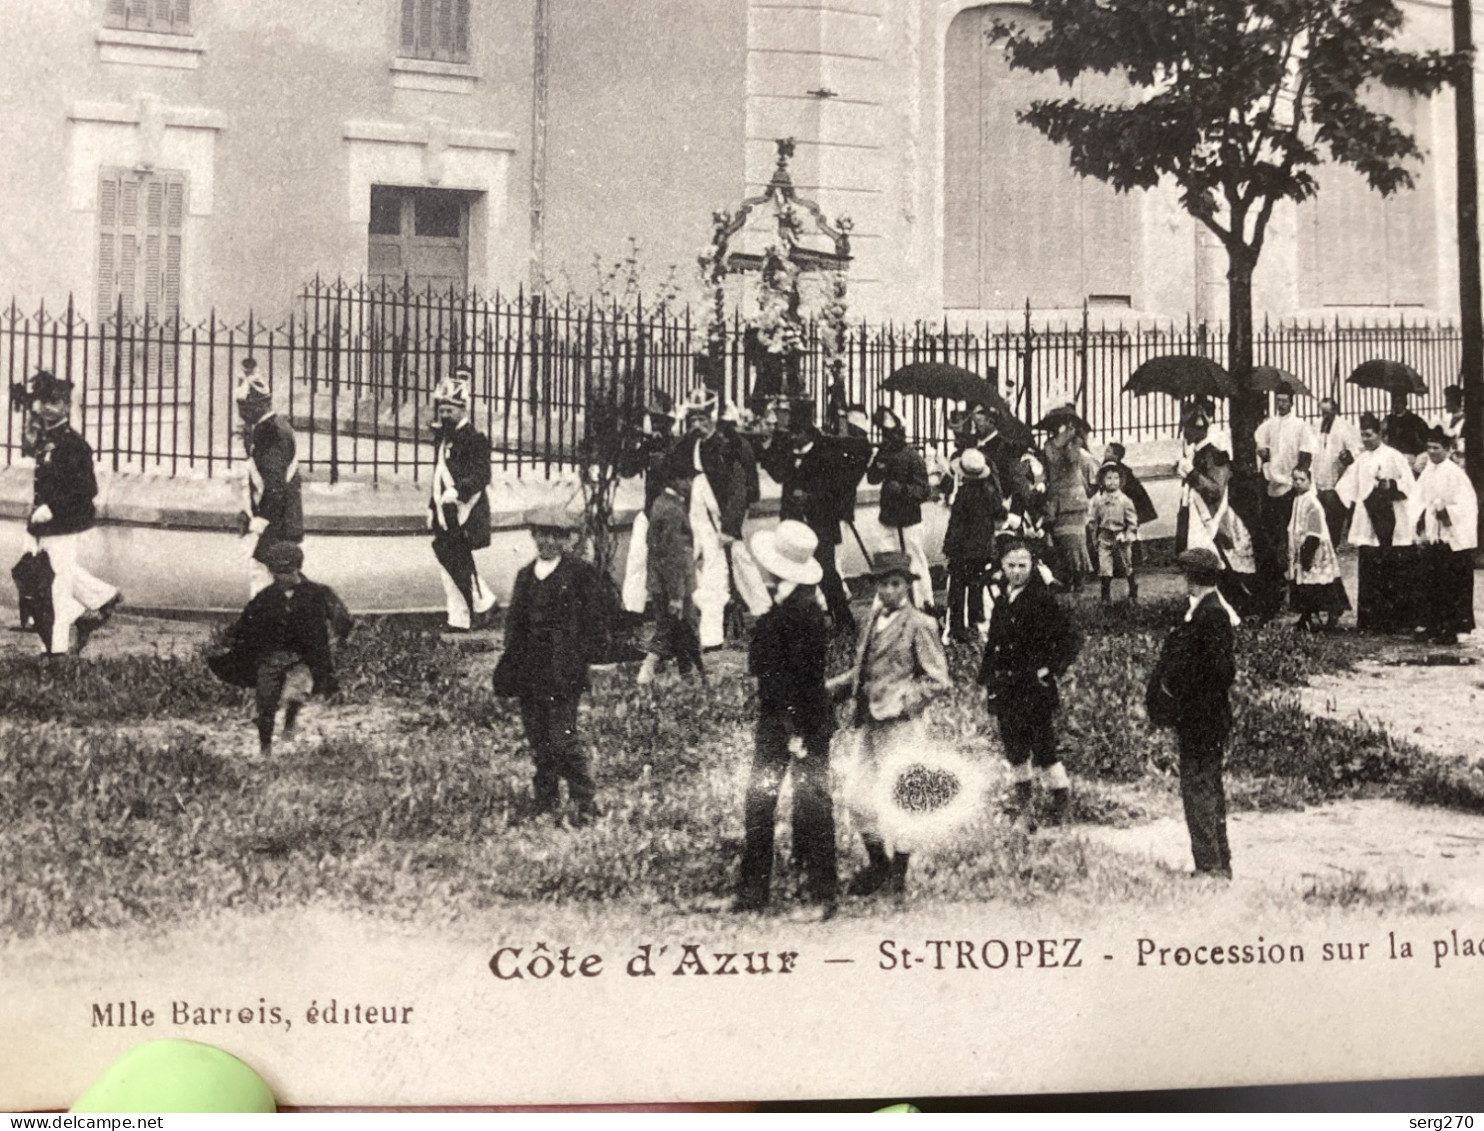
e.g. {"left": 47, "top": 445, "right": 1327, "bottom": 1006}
{"left": 208, "top": 541, "right": 354, "bottom": 757}
{"left": 866, "top": 406, "right": 934, "bottom": 610}
{"left": 1383, "top": 390, "right": 1431, "bottom": 460}
{"left": 638, "top": 465, "right": 703, "bottom": 685}
{"left": 734, "top": 519, "right": 838, "bottom": 914}
{"left": 428, "top": 369, "right": 497, "bottom": 633}
{"left": 24, "top": 371, "right": 121, "bottom": 655}
{"left": 978, "top": 539, "right": 1081, "bottom": 826}
{"left": 1145, "top": 547, "right": 1238, "bottom": 878}
{"left": 491, "top": 508, "right": 605, "bottom": 823}
{"left": 760, "top": 409, "right": 864, "bottom": 635}
{"left": 235, "top": 358, "right": 304, "bottom": 599}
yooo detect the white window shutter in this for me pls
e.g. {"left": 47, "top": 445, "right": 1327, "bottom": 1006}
{"left": 400, "top": 0, "right": 417, "bottom": 50}
{"left": 97, "top": 173, "right": 121, "bottom": 321}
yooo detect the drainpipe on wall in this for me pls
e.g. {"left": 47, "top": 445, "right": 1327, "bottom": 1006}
{"left": 530, "top": 0, "right": 550, "bottom": 293}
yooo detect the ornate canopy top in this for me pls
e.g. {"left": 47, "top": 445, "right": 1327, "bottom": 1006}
{"left": 712, "top": 138, "right": 852, "bottom": 274}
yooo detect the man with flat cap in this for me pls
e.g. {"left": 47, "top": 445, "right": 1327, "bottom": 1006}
{"left": 492, "top": 507, "right": 604, "bottom": 823}
{"left": 1146, "top": 547, "right": 1239, "bottom": 879}
{"left": 429, "top": 367, "right": 497, "bottom": 633}
{"left": 236, "top": 357, "right": 303, "bottom": 599}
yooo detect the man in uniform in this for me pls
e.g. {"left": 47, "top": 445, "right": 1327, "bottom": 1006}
{"left": 428, "top": 367, "right": 497, "bottom": 633}
{"left": 24, "top": 371, "right": 121, "bottom": 655}
{"left": 236, "top": 357, "right": 303, "bottom": 599}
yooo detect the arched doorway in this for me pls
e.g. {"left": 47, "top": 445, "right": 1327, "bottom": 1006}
{"left": 943, "top": 5, "right": 1135, "bottom": 310}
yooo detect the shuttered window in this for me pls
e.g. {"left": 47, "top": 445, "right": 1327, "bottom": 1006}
{"left": 104, "top": 0, "right": 193, "bottom": 34}
{"left": 398, "top": 0, "right": 470, "bottom": 62}
{"left": 97, "top": 169, "right": 185, "bottom": 324}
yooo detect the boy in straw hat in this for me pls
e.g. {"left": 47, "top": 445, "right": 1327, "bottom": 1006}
{"left": 208, "top": 541, "right": 354, "bottom": 757}
{"left": 734, "top": 519, "right": 839, "bottom": 914}
{"left": 491, "top": 507, "right": 605, "bottom": 823}
{"left": 1088, "top": 462, "right": 1140, "bottom": 604}
{"left": 429, "top": 367, "right": 497, "bottom": 633}
{"left": 828, "top": 551, "right": 950, "bottom": 898}
{"left": 235, "top": 358, "right": 303, "bottom": 599}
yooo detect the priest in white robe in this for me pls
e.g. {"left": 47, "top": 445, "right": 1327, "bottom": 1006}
{"left": 1336, "top": 412, "right": 1417, "bottom": 633}
{"left": 1411, "top": 427, "right": 1478, "bottom": 644}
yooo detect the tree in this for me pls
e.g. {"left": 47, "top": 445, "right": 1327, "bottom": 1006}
{"left": 991, "top": 0, "right": 1458, "bottom": 470}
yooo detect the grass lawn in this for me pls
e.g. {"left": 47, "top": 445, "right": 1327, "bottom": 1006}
{"left": 2, "top": 597, "right": 1481, "bottom": 939}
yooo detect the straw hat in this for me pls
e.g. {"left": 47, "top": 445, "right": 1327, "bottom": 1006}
{"left": 749, "top": 521, "right": 823, "bottom": 587}
{"left": 958, "top": 448, "right": 992, "bottom": 480}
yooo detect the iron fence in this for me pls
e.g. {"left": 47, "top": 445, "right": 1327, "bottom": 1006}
{"left": 0, "top": 282, "right": 1465, "bottom": 481}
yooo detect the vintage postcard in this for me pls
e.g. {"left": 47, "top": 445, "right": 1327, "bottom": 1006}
{"left": 4, "top": 0, "right": 1484, "bottom": 1111}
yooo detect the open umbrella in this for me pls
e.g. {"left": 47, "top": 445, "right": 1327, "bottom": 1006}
{"left": 1347, "top": 359, "right": 1428, "bottom": 397}
{"left": 1250, "top": 366, "right": 1313, "bottom": 396}
{"left": 1124, "top": 355, "right": 1236, "bottom": 399}
{"left": 882, "top": 361, "right": 1030, "bottom": 447}
{"left": 1034, "top": 405, "right": 1093, "bottom": 434}
{"left": 883, "top": 361, "right": 1002, "bottom": 406}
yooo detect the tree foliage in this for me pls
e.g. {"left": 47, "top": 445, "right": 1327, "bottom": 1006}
{"left": 994, "top": 0, "right": 1457, "bottom": 263}
{"left": 992, "top": 0, "right": 1460, "bottom": 465}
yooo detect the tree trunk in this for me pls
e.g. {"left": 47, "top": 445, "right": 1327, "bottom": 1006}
{"left": 1226, "top": 245, "right": 1263, "bottom": 475}
{"left": 1454, "top": 0, "right": 1484, "bottom": 552}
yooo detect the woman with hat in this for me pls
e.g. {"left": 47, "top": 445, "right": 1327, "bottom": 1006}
{"left": 828, "top": 550, "right": 951, "bottom": 898}
{"left": 429, "top": 367, "right": 497, "bottom": 633}
{"left": 1145, "top": 547, "right": 1239, "bottom": 878}
{"left": 491, "top": 507, "right": 604, "bottom": 824}
{"left": 978, "top": 539, "right": 1081, "bottom": 826}
{"left": 941, "top": 446, "right": 1004, "bottom": 642}
{"left": 1042, "top": 418, "right": 1098, "bottom": 591}
{"left": 866, "top": 406, "right": 934, "bottom": 610}
{"left": 735, "top": 520, "right": 839, "bottom": 914}
{"left": 1411, "top": 427, "right": 1478, "bottom": 644}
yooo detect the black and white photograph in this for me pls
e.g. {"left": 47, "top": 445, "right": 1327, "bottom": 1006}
{"left": 3, "top": 0, "right": 1484, "bottom": 1110}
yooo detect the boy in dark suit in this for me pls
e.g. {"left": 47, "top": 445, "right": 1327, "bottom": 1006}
{"left": 734, "top": 519, "right": 838, "bottom": 914}
{"left": 491, "top": 508, "right": 605, "bottom": 824}
{"left": 978, "top": 539, "right": 1081, "bottom": 826}
{"left": 209, "top": 541, "right": 354, "bottom": 756}
{"left": 1146, "top": 547, "right": 1239, "bottom": 878}
{"left": 428, "top": 369, "right": 497, "bottom": 632}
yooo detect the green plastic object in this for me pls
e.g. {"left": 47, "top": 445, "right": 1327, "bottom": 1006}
{"left": 71, "top": 1040, "right": 276, "bottom": 1113}
{"left": 874, "top": 1104, "right": 921, "bottom": 1113}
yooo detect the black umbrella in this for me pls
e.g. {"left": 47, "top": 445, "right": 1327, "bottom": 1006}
{"left": 883, "top": 361, "right": 1002, "bottom": 406}
{"left": 1348, "top": 359, "right": 1428, "bottom": 397}
{"left": 882, "top": 361, "right": 1030, "bottom": 447}
{"left": 1034, "top": 405, "right": 1093, "bottom": 434}
{"left": 1249, "top": 366, "right": 1312, "bottom": 396}
{"left": 1124, "top": 355, "right": 1236, "bottom": 399}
